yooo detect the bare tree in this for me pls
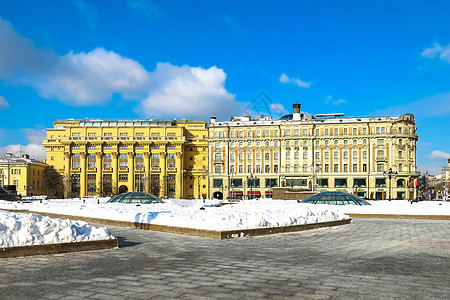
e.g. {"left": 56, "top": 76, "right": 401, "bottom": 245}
{"left": 43, "top": 166, "right": 64, "bottom": 199}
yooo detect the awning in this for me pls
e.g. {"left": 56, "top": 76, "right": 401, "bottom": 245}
{"left": 230, "top": 191, "right": 243, "bottom": 196}
{"left": 265, "top": 191, "right": 272, "bottom": 195}
{"left": 247, "top": 191, "right": 261, "bottom": 195}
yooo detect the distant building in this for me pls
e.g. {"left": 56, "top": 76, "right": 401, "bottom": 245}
{"left": 0, "top": 153, "right": 47, "bottom": 196}
{"left": 43, "top": 119, "right": 208, "bottom": 199}
{"left": 208, "top": 104, "right": 419, "bottom": 200}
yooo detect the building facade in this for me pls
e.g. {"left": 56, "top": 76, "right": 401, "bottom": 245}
{"left": 0, "top": 153, "right": 47, "bottom": 196}
{"left": 208, "top": 104, "right": 419, "bottom": 200}
{"left": 43, "top": 119, "right": 208, "bottom": 199}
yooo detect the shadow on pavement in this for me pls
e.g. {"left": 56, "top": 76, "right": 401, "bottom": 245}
{"left": 116, "top": 236, "right": 141, "bottom": 248}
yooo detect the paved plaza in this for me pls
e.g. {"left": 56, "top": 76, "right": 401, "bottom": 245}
{"left": 1, "top": 218, "right": 450, "bottom": 299}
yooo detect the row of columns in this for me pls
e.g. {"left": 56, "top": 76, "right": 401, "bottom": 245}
{"left": 64, "top": 151, "right": 183, "bottom": 198}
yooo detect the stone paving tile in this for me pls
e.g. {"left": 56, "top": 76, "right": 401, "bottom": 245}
{"left": 1, "top": 219, "right": 450, "bottom": 299}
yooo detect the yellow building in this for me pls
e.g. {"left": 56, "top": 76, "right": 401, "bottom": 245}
{"left": 0, "top": 153, "right": 47, "bottom": 197}
{"left": 43, "top": 119, "right": 208, "bottom": 199}
{"left": 209, "top": 104, "right": 419, "bottom": 200}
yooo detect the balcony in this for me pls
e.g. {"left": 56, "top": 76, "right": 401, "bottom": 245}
{"left": 376, "top": 157, "right": 387, "bottom": 162}
{"left": 213, "top": 159, "right": 223, "bottom": 164}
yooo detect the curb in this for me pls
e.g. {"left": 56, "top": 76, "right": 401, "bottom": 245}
{"left": 1, "top": 239, "right": 118, "bottom": 258}
{"left": 1, "top": 209, "right": 352, "bottom": 239}
{"left": 347, "top": 213, "right": 450, "bottom": 220}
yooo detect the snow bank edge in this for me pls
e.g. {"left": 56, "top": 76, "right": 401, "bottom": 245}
{"left": 3, "top": 209, "right": 352, "bottom": 239}
{"left": 1, "top": 239, "right": 118, "bottom": 258}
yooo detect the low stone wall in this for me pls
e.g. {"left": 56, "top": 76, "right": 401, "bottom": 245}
{"left": 2, "top": 209, "right": 351, "bottom": 240}
{"left": 272, "top": 187, "right": 318, "bottom": 200}
{"left": 1, "top": 239, "right": 118, "bottom": 258}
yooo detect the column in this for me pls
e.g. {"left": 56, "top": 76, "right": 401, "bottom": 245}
{"left": 175, "top": 152, "right": 183, "bottom": 199}
{"left": 64, "top": 152, "right": 71, "bottom": 177}
{"left": 160, "top": 152, "right": 167, "bottom": 197}
{"left": 128, "top": 152, "right": 135, "bottom": 192}
{"left": 80, "top": 152, "right": 87, "bottom": 198}
{"left": 112, "top": 152, "right": 119, "bottom": 195}
{"left": 144, "top": 152, "right": 151, "bottom": 193}
{"left": 64, "top": 152, "right": 71, "bottom": 198}
{"left": 96, "top": 152, "right": 103, "bottom": 196}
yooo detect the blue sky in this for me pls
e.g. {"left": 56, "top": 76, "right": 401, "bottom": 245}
{"left": 0, "top": 0, "right": 450, "bottom": 174}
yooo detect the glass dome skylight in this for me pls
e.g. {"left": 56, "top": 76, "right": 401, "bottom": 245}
{"left": 107, "top": 192, "right": 164, "bottom": 204}
{"left": 301, "top": 192, "right": 371, "bottom": 206}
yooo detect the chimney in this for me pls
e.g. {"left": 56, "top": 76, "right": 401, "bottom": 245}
{"left": 5, "top": 153, "right": 13, "bottom": 157}
{"left": 21, "top": 154, "right": 30, "bottom": 159}
{"left": 293, "top": 103, "right": 301, "bottom": 121}
{"left": 210, "top": 116, "right": 216, "bottom": 124}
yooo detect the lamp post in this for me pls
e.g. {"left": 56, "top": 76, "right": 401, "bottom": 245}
{"left": 383, "top": 167, "right": 398, "bottom": 201}
{"left": 247, "top": 174, "right": 254, "bottom": 200}
{"left": 353, "top": 184, "right": 359, "bottom": 196}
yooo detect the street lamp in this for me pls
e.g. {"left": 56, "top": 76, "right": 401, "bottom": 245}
{"left": 247, "top": 174, "right": 256, "bottom": 200}
{"left": 353, "top": 184, "right": 359, "bottom": 196}
{"left": 383, "top": 167, "right": 398, "bottom": 201}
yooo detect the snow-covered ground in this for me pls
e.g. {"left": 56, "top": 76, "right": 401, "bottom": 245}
{"left": 0, "top": 210, "right": 115, "bottom": 248}
{"left": 0, "top": 198, "right": 349, "bottom": 231}
{"left": 339, "top": 199, "right": 450, "bottom": 215}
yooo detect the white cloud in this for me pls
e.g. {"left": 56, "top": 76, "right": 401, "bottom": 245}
{"left": 269, "top": 103, "right": 289, "bottom": 115}
{"left": 0, "top": 144, "right": 46, "bottom": 160}
{"left": 72, "top": 0, "right": 97, "bottom": 29}
{"left": 0, "top": 129, "right": 47, "bottom": 161}
{"left": 0, "top": 96, "right": 9, "bottom": 111}
{"left": 34, "top": 48, "right": 150, "bottom": 105}
{"left": 422, "top": 43, "right": 450, "bottom": 63}
{"left": 23, "top": 129, "right": 47, "bottom": 144}
{"left": 128, "top": 0, "right": 162, "bottom": 20}
{"left": 137, "top": 63, "right": 242, "bottom": 120}
{"left": 333, "top": 99, "right": 347, "bottom": 106}
{"left": 430, "top": 150, "right": 450, "bottom": 160}
{"left": 0, "top": 17, "right": 244, "bottom": 119}
{"left": 372, "top": 92, "right": 450, "bottom": 117}
{"left": 0, "top": 18, "right": 150, "bottom": 106}
{"left": 325, "top": 95, "right": 347, "bottom": 106}
{"left": 279, "top": 73, "right": 311, "bottom": 88}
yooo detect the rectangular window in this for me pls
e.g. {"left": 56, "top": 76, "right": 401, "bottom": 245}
{"left": 354, "top": 178, "right": 366, "bottom": 187}
{"left": 334, "top": 164, "right": 339, "bottom": 172}
{"left": 167, "top": 132, "right": 176, "bottom": 137}
{"left": 120, "top": 132, "right": 128, "bottom": 137}
{"left": 213, "top": 179, "right": 223, "bottom": 187}
{"left": 104, "top": 153, "right": 112, "bottom": 169}
{"left": 72, "top": 133, "right": 81, "bottom": 137}
{"left": 88, "top": 153, "right": 96, "bottom": 169}
{"left": 317, "top": 178, "right": 328, "bottom": 187}
{"left": 353, "top": 164, "right": 357, "bottom": 172}
{"left": 88, "top": 133, "right": 96, "bottom": 137}
{"left": 136, "top": 132, "right": 144, "bottom": 137}
{"left": 302, "top": 129, "right": 307, "bottom": 136}
{"left": 335, "top": 178, "right": 347, "bottom": 187}
{"left": 294, "top": 129, "right": 300, "bottom": 136}
{"left": 376, "top": 178, "right": 386, "bottom": 187}
{"left": 151, "top": 132, "right": 160, "bottom": 137}
{"left": 104, "top": 132, "right": 112, "bottom": 137}
{"left": 343, "top": 164, "right": 348, "bottom": 172}
{"left": 119, "top": 153, "right": 128, "bottom": 168}
{"left": 377, "top": 163, "right": 384, "bottom": 172}
{"left": 232, "top": 179, "right": 243, "bottom": 187}
{"left": 266, "top": 178, "right": 278, "bottom": 188}
{"left": 119, "top": 174, "right": 128, "bottom": 182}
{"left": 285, "top": 129, "right": 291, "bottom": 136}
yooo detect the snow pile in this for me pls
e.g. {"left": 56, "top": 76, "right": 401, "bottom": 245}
{"left": 0, "top": 198, "right": 349, "bottom": 231}
{"left": 338, "top": 200, "right": 450, "bottom": 215}
{"left": 0, "top": 210, "right": 115, "bottom": 248}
